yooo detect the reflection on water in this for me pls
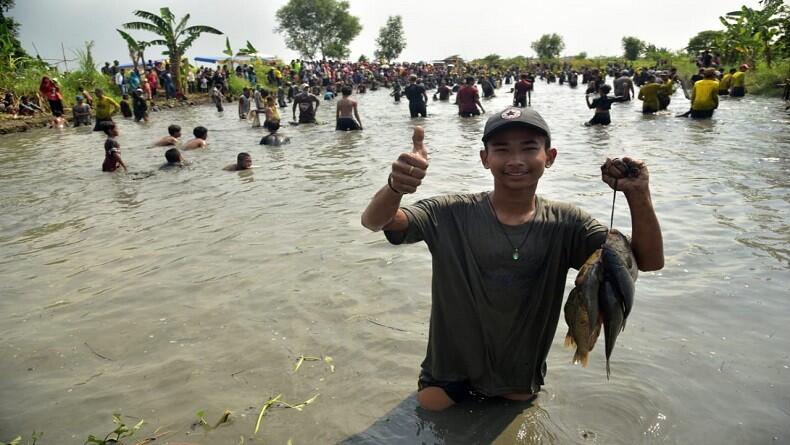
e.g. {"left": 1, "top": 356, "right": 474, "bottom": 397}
{"left": 0, "top": 82, "right": 788, "bottom": 444}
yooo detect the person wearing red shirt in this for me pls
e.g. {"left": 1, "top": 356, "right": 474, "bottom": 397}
{"left": 146, "top": 70, "right": 159, "bottom": 98}
{"left": 456, "top": 76, "right": 485, "bottom": 117}
{"left": 513, "top": 74, "right": 533, "bottom": 107}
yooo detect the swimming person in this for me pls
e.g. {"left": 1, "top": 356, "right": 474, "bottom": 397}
{"left": 585, "top": 84, "right": 627, "bottom": 126}
{"left": 360, "top": 108, "right": 663, "bottom": 412}
{"left": 160, "top": 148, "right": 186, "bottom": 170}
{"left": 182, "top": 126, "right": 208, "bottom": 150}
{"left": 224, "top": 152, "right": 253, "bottom": 171}
{"left": 260, "top": 121, "right": 291, "bottom": 146}
{"left": 153, "top": 125, "right": 181, "bottom": 146}
{"left": 336, "top": 86, "right": 363, "bottom": 131}
{"left": 50, "top": 111, "right": 66, "bottom": 129}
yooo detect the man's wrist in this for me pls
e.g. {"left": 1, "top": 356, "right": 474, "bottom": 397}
{"left": 387, "top": 174, "right": 404, "bottom": 195}
{"left": 624, "top": 188, "right": 652, "bottom": 206}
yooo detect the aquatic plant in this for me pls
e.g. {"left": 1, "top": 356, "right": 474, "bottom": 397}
{"left": 84, "top": 414, "right": 144, "bottom": 445}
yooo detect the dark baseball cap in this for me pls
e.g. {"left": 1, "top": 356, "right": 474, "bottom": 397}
{"left": 482, "top": 107, "right": 551, "bottom": 144}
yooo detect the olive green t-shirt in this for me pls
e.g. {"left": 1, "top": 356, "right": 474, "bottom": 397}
{"left": 385, "top": 192, "right": 607, "bottom": 396}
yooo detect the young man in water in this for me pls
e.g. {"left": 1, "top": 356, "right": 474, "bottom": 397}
{"left": 730, "top": 64, "right": 748, "bottom": 97}
{"left": 72, "top": 95, "right": 92, "bottom": 127}
{"left": 404, "top": 75, "right": 428, "bottom": 118}
{"left": 585, "top": 84, "right": 627, "bottom": 126}
{"left": 101, "top": 122, "right": 127, "bottom": 173}
{"left": 513, "top": 74, "right": 532, "bottom": 107}
{"left": 612, "top": 70, "right": 635, "bottom": 101}
{"left": 93, "top": 88, "right": 120, "bottom": 131}
{"left": 182, "top": 126, "right": 208, "bottom": 150}
{"left": 153, "top": 124, "right": 181, "bottom": 146}
{"left": 293, "top": 84, "right": 320, "bottom": 124}
{"left": 336, "top": 86, "right": 363, "bottom": 131}
{"left": 160, "top": 148, "right": 186, "bottom": 170}
{"left": 456, "top": 76, "right": 485, "bottom": 117}
{"left": 260, "top": 121, "right": 291, "bottom": 146}
{"left": 224, "top": 152, "right": 253, "bottom": 171}
{"left": 361, "top": 107, "right": 664, "bottom": 411}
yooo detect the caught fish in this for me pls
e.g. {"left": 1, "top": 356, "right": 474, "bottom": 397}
{"left": 564, "top": 249, "right": 603, "bottom": 367}
{"left": 564, "top": 229, "right": 639, "bottom": 378}
{"left": 599, "top": 229, "right": 639, "bottom": 378}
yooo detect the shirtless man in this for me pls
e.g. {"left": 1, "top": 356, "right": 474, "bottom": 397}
{"left": 223, "top": 152, "right": 253, "bottom": 171}
{"left": 182, "top": 126, "right": 208, "bottom": 150}
{"left": 336, "top": 86, "right": 363, "bottom": 131}
{"left": 153, "top": 124, "right": 181, "bottom": 146}
{"left": 613, "top": 70, "right": 635, "bottom": 101}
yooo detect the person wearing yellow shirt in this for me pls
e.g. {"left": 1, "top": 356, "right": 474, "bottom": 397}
{"left": 719, "top": 68, "right": 736, "bottom": 95}
{"left": 92, "top": 88, "right": 120, "bottom": 132}
{"left": 730, "top": 64, "right": 749, "bottom": 97}
{"left": 657, "top": 72, "right": 674, "bottom": 110}
{"left": 638, "top": 76, "right": 661, "bottom": 114}
{"left": 689, "top": 68, "right": 719, "bottom": 119}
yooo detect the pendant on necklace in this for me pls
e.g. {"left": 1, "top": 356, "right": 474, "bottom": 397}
{"left": 512, "top": 249, "right": 520, "bottom": 261}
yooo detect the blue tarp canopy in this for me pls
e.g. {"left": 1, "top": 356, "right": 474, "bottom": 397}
{"left": 194, "top": 54, "right": 277, "bottom": 64}
{"left": 117, "top": 60, "right": 165, "bottom": 69}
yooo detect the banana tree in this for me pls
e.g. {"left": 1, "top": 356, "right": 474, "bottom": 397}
{"left": 116, "top": 30, "right": 151, "bottom": 71}
{"left": 123, "top": 7, "right": 222, "bottom": 93}
{"left": 236, "top": 40, "right": 258, "bottom": 59}
{"left": 721, "top": 3, "right": 783, "bottom": 68}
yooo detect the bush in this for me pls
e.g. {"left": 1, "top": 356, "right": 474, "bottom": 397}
{"left": 745, "top": 59, "right": 790, "bottom": 96}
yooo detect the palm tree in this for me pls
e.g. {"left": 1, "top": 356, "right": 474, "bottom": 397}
{"left": 123, "top": 7, "right": 222, "bottom": 93}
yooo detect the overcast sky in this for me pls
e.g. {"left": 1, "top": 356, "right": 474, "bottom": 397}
{"left": 13, "top": 0, "right": 761, "bottom": 68}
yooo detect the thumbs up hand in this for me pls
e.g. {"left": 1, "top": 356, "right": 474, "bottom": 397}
{"left": 389, "top": 126, "right": 429, "bottom": 194}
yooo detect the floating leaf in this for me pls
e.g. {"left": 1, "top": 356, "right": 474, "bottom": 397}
{"left": 254, "top": 394, "right": 282, "bottom": 435}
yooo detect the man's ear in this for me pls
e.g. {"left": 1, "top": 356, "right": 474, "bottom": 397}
{"left": 545, "top": 147, "right": 558, "bottom": 168}
{"left": 480, "top": 148, "right": 489, "bottom": 169}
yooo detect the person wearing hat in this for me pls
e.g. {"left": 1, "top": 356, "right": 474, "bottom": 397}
{"left": 361, "top": 107, "right": 664, "bottom": 411}
{"left": 72, "top": 95, "right": 92, "bottom": 127}
{"left": 730, "top": 64, "right": 749, "bottom": 97}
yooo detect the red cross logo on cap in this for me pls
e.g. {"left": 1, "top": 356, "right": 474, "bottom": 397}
{"left": 501, "top": 108, "right": 522, "bottom": 119}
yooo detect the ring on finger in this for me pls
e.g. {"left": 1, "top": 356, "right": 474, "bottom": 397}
{"left": 408, "top": 166, "right": 415, "bottom": 176}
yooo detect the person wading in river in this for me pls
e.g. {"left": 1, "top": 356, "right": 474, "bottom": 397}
{"left": 361, "top": 107, "right": 664, "bottom": 411}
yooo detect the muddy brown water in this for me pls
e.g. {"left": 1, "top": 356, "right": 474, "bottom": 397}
{"left": 1, "top": 82, "right": 788, "bottom": 444}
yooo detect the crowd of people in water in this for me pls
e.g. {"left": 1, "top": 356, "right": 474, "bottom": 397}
{"left": 0, "top": 56, "right": 764, "bottom": 174}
